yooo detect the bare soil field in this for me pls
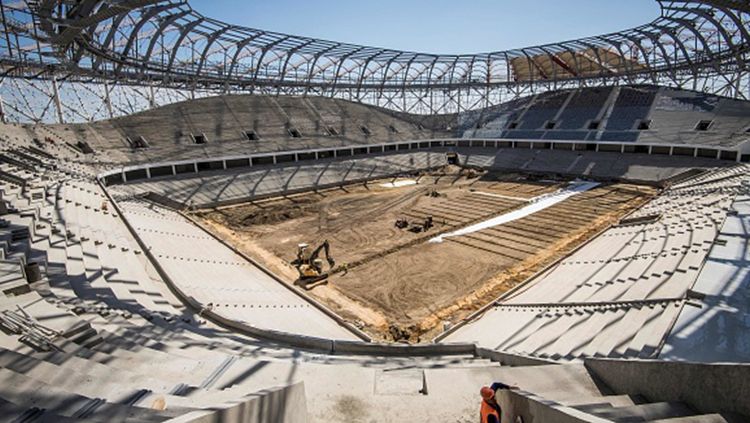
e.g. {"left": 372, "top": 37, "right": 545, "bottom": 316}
{"left": 196, "top": 168, "right": 655, "bottom": 342}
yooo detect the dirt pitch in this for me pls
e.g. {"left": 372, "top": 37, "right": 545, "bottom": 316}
{"left": 195, "top": 167, "right": 654, "bottom": 342}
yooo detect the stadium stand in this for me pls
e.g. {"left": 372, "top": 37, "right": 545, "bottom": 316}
{"left": 660, "top": 168, "right": 750, "bottom": 363}
{"left": 603, "top": 87, "right": 659, "bottom": 132}
{"left": 116, "top": 198, "right": 359, "bottom": 339}
{"left": 442, "top": 85, "right": 750, "bottom": 146}
{"left": 556, "top": 87, "right": 612, "bottom": 130}
{"left": 110, "top": 151, "right": 448, "bottom": 207}
{"left": 83, "top": 96, "right": 443, "bottom": 164}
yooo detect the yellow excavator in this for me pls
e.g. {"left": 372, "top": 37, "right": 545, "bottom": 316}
{"left": 293, "top": 240, "right": 335, "bottom": 285}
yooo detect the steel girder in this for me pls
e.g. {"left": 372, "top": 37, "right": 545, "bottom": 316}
{"left": 0, "top": 0, "right": 748, "bottom": 122}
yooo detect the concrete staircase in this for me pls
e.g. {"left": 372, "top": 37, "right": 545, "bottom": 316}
{"left": 495, "top": 363, "right": 748, "bottom": 422}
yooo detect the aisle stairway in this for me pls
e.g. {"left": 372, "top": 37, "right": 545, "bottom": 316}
{"left": 495, "top": 362, "right": 748, "bottom": 422}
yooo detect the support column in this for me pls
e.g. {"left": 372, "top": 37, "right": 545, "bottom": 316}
{"left": 0, "top": 88, "right": 6, "bottom": 124}
{"left": 149, "top": 85, "right": 156, "bottom": 109}
{"left": 104, "top": 82, "right": 114, "bottom": 119}
{"left": 0, "top": 79, "right": 6, "bottom": 124}
{"left": 51, "top": 77, "right": 64, "bottom": 124}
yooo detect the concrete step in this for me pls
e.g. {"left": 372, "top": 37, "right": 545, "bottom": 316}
{"left": 0, "top": 344, "right": 204, "bottom": 396}
{"left": 0, "top": 366, "right": 185, "bottom": 422}
{"left": 649, "top": 413, "right": 747, "bottom": 423}
{"left": 578, "top": 401, "right": 695, "bottom": 422}
{"left": 0, "top": 396, "right": 85, "bottom": 423}
{"left": 564, "top": 394, "right": 644, "bottom": 408}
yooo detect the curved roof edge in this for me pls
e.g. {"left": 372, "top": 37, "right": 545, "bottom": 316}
{"left": 0, "top": 0, "right": 747, "bottom": 122}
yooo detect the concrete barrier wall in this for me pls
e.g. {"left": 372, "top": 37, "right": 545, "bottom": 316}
{"left": 98, "top": 138, "right": 742, "bottom": 185}
{"left": 476, "top": 348, "right": 559, "bottom": 367}
{"left": 166, "top": 382, "right": 308, "bottom": 423}
{"left": 195, "top": 164, "right": 446, "bottom": 209}
{"left": 497, "top": 389, "right": 608, "bottom": 423}
{"left": 584, "top": 358, "right": 750, "bottom": 417}
{"left": 332, "top": 340, "right": 476, "bottom": 357}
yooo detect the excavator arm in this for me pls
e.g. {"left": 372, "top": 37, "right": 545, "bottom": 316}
{"left": 309, "top": 239, "right": 335, "bottom": 268}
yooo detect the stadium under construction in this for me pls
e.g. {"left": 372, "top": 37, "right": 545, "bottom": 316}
{"left": 0, "top": 1, "right": 749, "bottom": 422}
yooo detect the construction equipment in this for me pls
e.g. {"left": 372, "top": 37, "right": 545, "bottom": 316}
{"left": 446, "top": 151, "right": 459, "bottom": 165}
{"left": 426, "top": 190, "right": 441, "bottom": 198}
{"left": 408, "top": 216, "right": 434, "bottom": 233}
{"left": 396, "top": 216, "right": 434, "bottom": 233}
{"left": 293, "top": 240, "right": 335, "bottom": 284}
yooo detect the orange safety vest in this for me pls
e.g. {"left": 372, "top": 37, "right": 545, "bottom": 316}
{"left": 480, "top": 400, "right": 500, "bottom": 423}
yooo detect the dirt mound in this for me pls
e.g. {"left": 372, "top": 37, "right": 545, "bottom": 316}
{"left": 239, "top": 205, "right": 313, "bottom": 225}
{"left": 388, "top": 324, "right": 423, "bottom": 343}
{"left": 227, "top": 198, "right": 321, "bottom": 226}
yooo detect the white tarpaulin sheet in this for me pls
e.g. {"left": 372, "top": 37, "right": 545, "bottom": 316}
{"left": 380, "top": 180, "right": 417, "bottom": 188}
{"left": 430, "top": 180, "right": 600, "bottom": 243}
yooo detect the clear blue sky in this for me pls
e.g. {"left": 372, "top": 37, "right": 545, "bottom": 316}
{"left": 189, "top": 0, "right": 660, "bottom": 54}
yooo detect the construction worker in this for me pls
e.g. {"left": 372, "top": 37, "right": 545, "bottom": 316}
{"left": 480, "top": 382, "right": 516, "bottom": 423}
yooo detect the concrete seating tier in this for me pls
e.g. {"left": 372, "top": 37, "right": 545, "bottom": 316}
{"left": 444, "top": 300, "right": 684, "bottom": 360}
{"left": 453, "top": 85, "right": 749, "bottom": 145}
{"left": 462, "top": 148, "right": 726, "bottom": 182}
{"left": 113, "top": 151, "right": 447, "bottom": 207}
{"left": 661, "top": 187, "right": 750, "bottom": 363}
{"left": 116, "top": 199, "right": 358, "bottom": 340}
